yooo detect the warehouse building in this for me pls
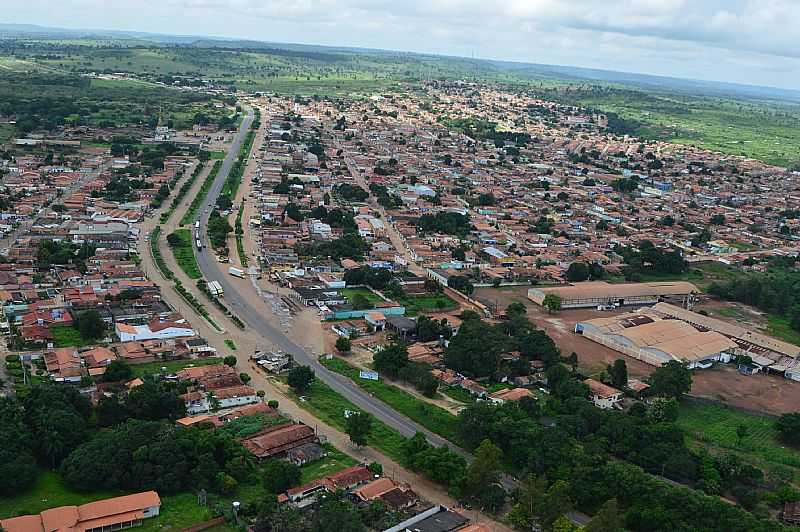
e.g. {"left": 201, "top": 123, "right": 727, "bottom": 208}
{"left": 576, "top": 311, "right": 736, "bottom": 368}
{"left": 528, "top": 281, "right": 698, "bottom": 309}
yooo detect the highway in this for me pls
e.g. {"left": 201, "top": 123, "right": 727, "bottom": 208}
{"left": 193, "top": 107, "right": 460, "bottom": 453}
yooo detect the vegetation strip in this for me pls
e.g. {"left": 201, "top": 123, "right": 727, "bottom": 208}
{"left": 180, "top": 160, "right": 222, "bottom": 226}
{"left": 320, "top": 356, "right": 461, "bottom": 443}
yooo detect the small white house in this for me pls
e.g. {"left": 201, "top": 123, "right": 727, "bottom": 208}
{"left": 584, "top": 378, "right": 622, "bottom": 410}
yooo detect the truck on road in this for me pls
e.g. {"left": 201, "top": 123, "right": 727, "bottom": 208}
{"left": 228, "top": 267, "right": 245, "bottom": 278}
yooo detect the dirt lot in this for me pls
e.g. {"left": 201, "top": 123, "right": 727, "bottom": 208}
{"left": 474, "top": 286, "right": 800, "bottom": 416}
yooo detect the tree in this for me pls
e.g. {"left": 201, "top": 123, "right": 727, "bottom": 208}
{"left": 735, "top": 423, "right": 749, "bottom": 446}
{"left": 239, "top": 372, "right": 251, "bottom": 384}
{"left": 224, "top": 355, "right": 238, "bottom": 367}
{"left": 506, "top": 301, "right": 527, "bottom": 319}
{"left": 542, "top": 293, "right": 562, "bottom": 314}
{"left": 711, "top": 214, "right": 726, "bottom": 225}
{"left": 373, "top": 343, "right": 409, "bottom": 377}
{"left": 565, "top": 262, "right": 589, "bottom": 282}
{"left": 0, "top": 398, "right": 38, "bottom": 495}
{"left": 444, "top": 318, "right": 507, "bottom": 378}
{"left": 96, "top": 394, "right": 130, "bottom": 427}
{"left": 314, "top": 493, "right": 366, "bottom": 532}
{"left": 126, "top": 380, "right": 186, "bottom": 421}
{"left": 585, "top": 498, "right": 623, "bottom": 532}
{"left": 607, "top": 359, "right": 628, "bottom": 389}
{"left": 76, "top": 310, "right": 105, "bottom": 340}
{"left": 262, "top": 459, "right": 301, "bottom": 493}
{"left": 462, "top": 439, "right": 505, "bottom": 512}
{"left": 776, "top": 413, "right": 800, "bottom": 445}
{"left": 648, "top": 360, "right": 692, "bottom": 399}
{"left": 345, "top": 411, "right": 372, "bottom": 447}
{"left": 287, "top": 366, "right": 315, "bottom": 394}
{"left": 335, "top": 336, "right": 352, "bottom": 353}
{"left": 102, "top": 360, "right": 133, "bottom": 382}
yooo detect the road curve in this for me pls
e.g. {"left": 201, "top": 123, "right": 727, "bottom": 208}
{"left": 193, "top": 108, "right": 461, "bottom": 454}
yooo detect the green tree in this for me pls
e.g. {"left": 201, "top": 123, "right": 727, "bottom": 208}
{"left": 373, "top": 343, "right": 409, "bottom": 377}
{"left": 102, "top": 360, "right": 133, "bottom": 382}
{"left": 335, "top": 336, "right": 352, "bottom": 353}
{"left": 287, "top": 365, "right": 315, "bottom": 394}
{"left": 776, "top": 413, "right": 800, "bottom": 445}
{"left": 224, "top": 355, "right": 238, "bottom": 367}
{"left": 565, "top": 262, "right": 589, "bottom": 282}
{"left": 462, "top": 439, "right": 505, "bottom": 512}
{"left": 314, "top": 493, "right": 365, "bottom": 532}
{"left": 585, "top": 498, "right": 623, "bottom": 532}
{"left": 542, "top": 293, "right": 562, "bottom": 314}
{"left": 76, "top": 310, "right": 105, "bottom": 340}
{"left": 606, "top": 359, "right": 628, "bottom": 389}
{"left": 345, "top": 411, "right": 372, "bottom": 447}
{"left": 262, "top": 459, "right": 301, "bottom": 493}
{"left": 648, "top": 360, "right": 692, "bottom": 399}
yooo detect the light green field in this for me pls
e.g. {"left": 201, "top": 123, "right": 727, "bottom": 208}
{"left": 677, "top": 401, "right": 800, "bottom": 480}
{"left": 168, "top": 229, "right": 202, "bottom": 279}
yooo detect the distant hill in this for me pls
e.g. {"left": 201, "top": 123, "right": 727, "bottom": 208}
{"left": 2, "top": 22, "right": 799, "bottom": 104}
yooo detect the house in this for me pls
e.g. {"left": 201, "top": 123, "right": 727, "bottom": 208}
{"left": 366, "top": 311, "right": 387, "bottom": 331}
{"left": 44, "top": 347, "right": 83, "bottom": 383}
{"left": 240, "top": 423, "right": 317, "bottom": 460}
{"left": 352, "top": 477, "right": 417, "bottom": 510}
{"left": 115, "top": 319, "right": 196, "bottom": 342}
{"left": 0, "top": 491, "right": 161, "bottom": 532}
{"left": 286, "top": 442, "right": 327, "bottom": 466}
{"left": 82, "top": 346, "right": 116, "bottom": 368}
{"left": 280, "top": 466, "right": 373, "bottom": 508}
{"left": 584, "top": 378, "right": 622, "bottom": 409}
{"left": 489, "top": 387, "right": 533, "bottom": 405}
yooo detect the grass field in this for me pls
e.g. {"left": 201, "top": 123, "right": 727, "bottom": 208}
{"left": 398, "top": 293, "right": 457, "bottom": 316}
{"left": 224, "top": 339, "right": 237, "bottom": 350}
{"left": 130, "top": 357, "right": 223, "bottom": 378}
{"left": 766, "top": 315, "right": 800, "bottom": 346}
{"left": 209, "top": 151, "right": 226, "bottom": 160}
{"left": 339, "top": 287, "right": 384, "bottom": 305}
{"left": 50, "top": 325, "right": 96, "bottom": 348}
{"left": 321, "top": 356, "right": 461, "bottom": 443}
{"left": 677, "top": 401, "right": 800, "bottom": 479}
{"left": 285, "top": 376, "right": 409, "bottom": 463}
{"left": 168, "top": 229, "right": 202, "bottom": 279}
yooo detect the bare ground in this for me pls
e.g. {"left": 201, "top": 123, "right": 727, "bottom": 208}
{"left": 474, "top": 286, "right": 800, "bottom": 416}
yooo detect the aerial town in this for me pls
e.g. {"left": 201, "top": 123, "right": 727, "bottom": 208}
{"left": 1, "top": 40, "right": 800, "bottom": 532}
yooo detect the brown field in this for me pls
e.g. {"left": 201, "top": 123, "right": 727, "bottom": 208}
{"left": 474, "top": 286, "right": 800, "bottom": 416}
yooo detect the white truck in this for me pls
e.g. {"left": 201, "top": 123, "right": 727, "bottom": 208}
{"left": 228, "top": 267, "right": 245, "bottom": 278}
{"left": 207, "top": 280, "right": 224, "bottom": 297}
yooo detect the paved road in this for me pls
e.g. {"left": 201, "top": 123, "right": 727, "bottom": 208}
{"left": 193, "top": 108, "right": 459, "bottom": 453}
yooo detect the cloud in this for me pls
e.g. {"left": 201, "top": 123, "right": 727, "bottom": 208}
{"left": 3, "top": 0, "right": 798, "bottom": 88}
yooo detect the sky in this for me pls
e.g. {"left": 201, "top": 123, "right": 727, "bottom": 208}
{"left": 5, "top": 0, "right": 800, "bottom": 89}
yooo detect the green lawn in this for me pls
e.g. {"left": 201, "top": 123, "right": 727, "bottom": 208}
{"left": 299, "top": 444, "right": 358, "bottom": 484}
{"left": 398, "top": 293, "right": 457, "bottom": 316}
{"left": 320, "top": 357, "right": 461, "bottom": 444}
{"left": 209, "top": 151, "right": 226, "bottom": 160}
{"left": 50, "top": 325, "right": 96, "bottom": 348}
{"left": 0, "top": 471, "right": 123, "bottom": 518}
{"left": 168, "top": 229, "right": 202, "bottom": 279}
{"left": 224, "top": 339, "right": 237, "bottom": 350}
{"left": 131, "top": 357, "right": 223, "bottom": 378}
{"left": 766, "top": 315, "right": 800, "bottom": 347}
{"left": 339, "top": 287, "right": 384, "bottom": 305}
{"left": 285, "top": 377, "right": 409, "bottom": 463}
{"left": 677, "top": 401, "right": 800, "bottom": 479}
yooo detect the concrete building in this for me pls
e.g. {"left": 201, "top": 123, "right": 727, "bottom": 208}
{"left": 576, "top": 311, "right": 737, "bottom": 368}
{"left": 528, "top": 281, "right": 698, "bottom": 309}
